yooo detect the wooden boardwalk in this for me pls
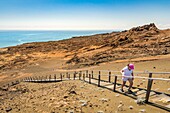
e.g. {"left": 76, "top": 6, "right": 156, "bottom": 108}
{"left": 0, "top": 70, "right": 166, "bottom": 112}
{"left": 2, "top": 70, "right": 170, "bottom": 112}
{"left": 83, "top": 78, "right": 170, "bottom": 110}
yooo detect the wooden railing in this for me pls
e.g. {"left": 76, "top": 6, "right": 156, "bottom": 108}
{"left": 0, "top": 70, "right": 170, "bottom": 111}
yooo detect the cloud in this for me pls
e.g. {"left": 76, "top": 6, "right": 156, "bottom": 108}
{"left": 158, "top": 24, "right": 170, "bottom": 29}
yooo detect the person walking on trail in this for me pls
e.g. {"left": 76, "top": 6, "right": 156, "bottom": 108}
{"left": 120, "top": 64, "right": 134, "bottom": 93}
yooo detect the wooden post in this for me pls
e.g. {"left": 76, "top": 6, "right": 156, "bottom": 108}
{"left": 89, "top": 74, "right": 91, "bottom": 84}
{"left": 66, "top": 72, "right": 67, "bottom": 78}
{"left": 109, "top": 71, "right": 111, "bottom": 83}
{"left": 49, "top": 75, "right": 51, "bottom": 81}
{"left": 83, "top": 73, "right": 85, "bottom": 81}
{"left": 75, "top": 71, "right": 77, "bottom": 79}
{"left": 60, "top": 73, "right": 62, "bottom": 81}
{"left": 98, "top": 71, "right": 101, "bottom": 87}
{"left": 80, "top": 71, "right": 82, "bottom": 78}
{"left": 74, "top": 72, "right": 76, "bottom": 80}
{"left": 145, "top": 73, "right": 153, "bottom": 103}
{"left": 113, "top": 75, "right": 117, "bottom": 92}
{"left": 79, "top": 71, "right": 81, "bottom": 80}
{"left": 54, "top": 74, "right": 56, "bottom": 81}
{"left": 86, "top": 70, "right": 88, "bottom": 77}
{"left": 92, "top": 71, "right": 93, "bottom": 79}
{"left": 69, "top": 74, "right": 70, "bottom": 79}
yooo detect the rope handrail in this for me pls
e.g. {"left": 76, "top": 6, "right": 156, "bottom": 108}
{"left": 88, "top": 70, "right": 170, "bottom": 74}
{"left": 37, "top": 68, "right": 170, "bottom": 75}
{"left": 97, "top": 74, "right": 170, "bottom": 81}
{"left": 50, "top": 69, "right": 170, "bottom": 81}
{"left": 22, "top": 68, "right": 170, "bottom": 82}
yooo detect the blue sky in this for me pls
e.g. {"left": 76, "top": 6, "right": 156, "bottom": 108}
{"left": 0, "top": 0, "right": 170, "bottom": 30}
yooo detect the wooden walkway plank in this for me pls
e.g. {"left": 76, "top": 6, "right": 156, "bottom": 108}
{"left": 100, "top": 82, "right": 112, "bottom": 86}
{"left": 136, "top": 90, "right": 147, "bottom": 96}
{"left": 138, "top": 91, "right": 156, "bottom": 98}
{"left": 150, "top": 94, "right": 170, "bottom": 103}
{"left": 105, "top": 84, "right": 114, "bottom": 89}
{"left": 131, "top": 88, "right": 140, "bottom": 92}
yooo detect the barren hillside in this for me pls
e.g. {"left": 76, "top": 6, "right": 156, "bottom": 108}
{"left": 0, "top": 23, "right": 170, "bottom": 70}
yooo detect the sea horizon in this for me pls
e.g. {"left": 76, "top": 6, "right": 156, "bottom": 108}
{"left": 0, "top": 30, "right": 115, "bottom": 48}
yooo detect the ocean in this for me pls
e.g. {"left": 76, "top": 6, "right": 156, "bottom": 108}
{"left": 0, "top": 30, "right": 112, "bottom": 48}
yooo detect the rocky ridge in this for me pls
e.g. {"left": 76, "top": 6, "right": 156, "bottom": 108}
{"left": 0, "top": 23, "right": 170, "bottom": 70}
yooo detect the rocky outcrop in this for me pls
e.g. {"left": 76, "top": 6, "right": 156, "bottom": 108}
{"left": 129, "top": 23, "right": 158, "bottom": 32}
{"left": 65, "top": 23, "right": 170, "bottom": 68}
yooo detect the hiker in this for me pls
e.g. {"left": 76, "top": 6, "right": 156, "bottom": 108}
{"left": 120, "top": 64, "right": 134, "bottom": 93}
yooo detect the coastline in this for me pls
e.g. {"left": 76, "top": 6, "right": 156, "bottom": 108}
{"left": 0, "top": 30, "right": 113, "bottom": 48}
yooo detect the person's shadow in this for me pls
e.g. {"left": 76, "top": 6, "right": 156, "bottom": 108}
{"left": 125, "top": 91, "right": 137, "bottom": 96}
